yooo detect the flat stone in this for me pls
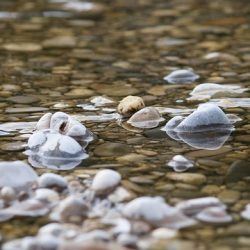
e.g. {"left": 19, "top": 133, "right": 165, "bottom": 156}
{"left": 166, "top": 173, "right": 206, "bottom": 185}
{"left": 116, "top": 153, "right": 145, "bottom": 162}
{"left": 5, "top": 107, "right": 48, "bottom": 113}
{"left": 7, "top": 95, "right": 40, "bottom": 104}
{"left": 43, "top": 36, "right": 76, "bottom": 48}
{"left": 94, "top": 142, "right": 131, "bottom": 157}
{"left": 217, "top": 190, "right": 241, "bottom": 204}
{"left": 3, "top": 43, "right": 42, "bottom": 52}
{"left": 185, "top": 147, "right": 232, "bottom": 158}
{"left": 0, "top": 142, "right": 26, "bottom": 151}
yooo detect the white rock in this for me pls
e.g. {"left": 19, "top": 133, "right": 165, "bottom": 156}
{"left": 123, "top": 196, "right": 171, "bottom": 225}
{"left": 27, "top": 130, "right": 46, "bottom": 149}
{"left": 38, "top": 173, "right": 68, "bottom": 189}
{"left": 91, "top": 169, "right": 121, "bottom": 195}
{"left": 162, "top": 116, "right": 184, "bottom": 131}
{"left": 52, "top": 196, "right": 88, "bottom": 223}
{"left": 163, "top": 69, "right": 199, "bottom": 84}
{"left": 175, "top": 103, "right": 232, "bottom": 132}
{"left": 0, "top": 161, "right": 38, "bottom": 189}
{"left": 36, "top": 113, "right": 52, "bottom": 130}
{"left": 35, "top": 189, "right": 59, "bottom": 203}
{"left": 196, "top": 206, "right": 232, "bottom": 224}
{"left": 176, "top": 197, "right": 226, "bottom": 216}
{"left": 28, "top": 130, "right": 85, "bottom": 159}
{"left": 90, "top": 96, "right": 114, "bottom": 107}
{"left": 151, "top": 228, "right": 178, "bottom": 239}
{"left": 188, "top": 83, "right": 247, "bottom": 100}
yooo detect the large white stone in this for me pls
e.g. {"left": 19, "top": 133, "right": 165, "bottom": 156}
{"left": 0, "top": 161, "right": 38, "bottom": 189}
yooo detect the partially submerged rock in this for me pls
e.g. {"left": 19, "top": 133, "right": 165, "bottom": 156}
{"left": 167, "top": 155, "right": 194, "bottom": 172}
{"left": 0, "top": 161, "right": 38, "bottom": 189}
{"left": 117, "top": 96, "right": 145, "bottom": 117}
{"left": 163, "top": 69, "right": 199, "bottom": 84}
{"left": 174, "top": 104, "right": 232, "bottom": 132}
{"left": 162, "top": 104, "right": 233, "bottom": 149}
{"left": 26, "top": 129, "right": 88, "bottom": 170}
{"left": 196, "top": 206, "right": 232, "bottom": 224}
{"left": 36, "top": 112, "right": 94, "bottom": 146}
{"left": 127, "top": 107, "right": 164, "bottom": 129}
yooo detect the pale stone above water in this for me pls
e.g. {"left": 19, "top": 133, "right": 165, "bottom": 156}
{"left": 0, "top": 161, "right": 38, "bottom": 189}
{"left": 91, "top": 169, "right": 121, "bottom": 195}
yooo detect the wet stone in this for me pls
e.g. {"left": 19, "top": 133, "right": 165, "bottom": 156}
{"left": 167, "top": 155, "right": 194, "bottom": 172}
{"left": 127, "top": 107, "right": 164, "bottom": 129}
{"left": 166, "top": 172, "right": 206, "bottom": 185}
{"left": 7, "top": 95, "right": 40, "bottom": 104}
{"left": 0, "top": 161, "right": 38, "bottom": 189}
{"left": 42, "top": 36, "right": 76, "bottom": 48}
{"left": 3, "top": 43, "right": 42, "bottom": 52}
{"left": 91, "top": 169, "right": 121, "bottom": 195}
{"left": 94, "top": 142, "right": 131, "bottom": 157}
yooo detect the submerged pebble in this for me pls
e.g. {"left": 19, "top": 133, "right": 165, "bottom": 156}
{"left": 167, "top": 155, "right": 194, "bottom": 172}
{"left": 91, "top": 169, "right": 121, "bottom": 195}
{"left": 174, "top": 103, "right": 232, "bottom": 132}
{"left": 122, "top": 196, "right": 195, "bottom": 229}
{"left": 117, "top": 96, "right": 145, "bottom": 117}
{"left": 163, "top": 69, "right": 199, "bottom": 84}
{"left": 127, "top": 107, "right": 164, "bottom": 129}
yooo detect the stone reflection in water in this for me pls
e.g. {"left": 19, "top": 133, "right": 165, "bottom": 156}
{"left": 176, "top": 129, "right": 232, "bottom": 150}
{"left": 162, "top": 104, "right": 234, "bottom": 150}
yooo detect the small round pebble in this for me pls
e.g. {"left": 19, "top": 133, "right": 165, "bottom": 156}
{"left": 117, "top": 95, "right": 145, "bottom": 117}
{"left": 91, "top": 169, "right": 121, "bottom": 195}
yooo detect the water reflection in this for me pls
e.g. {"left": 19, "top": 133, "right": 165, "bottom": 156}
{"left": 163, "top": 128, "right": 232, "bottom": 150}
{"left": 27, "top": 154, "right": 87, "bottom": 170}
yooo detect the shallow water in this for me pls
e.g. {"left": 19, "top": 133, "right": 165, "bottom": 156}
{"left": 0, "top": 0, "right": 250, "bottom": 249}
